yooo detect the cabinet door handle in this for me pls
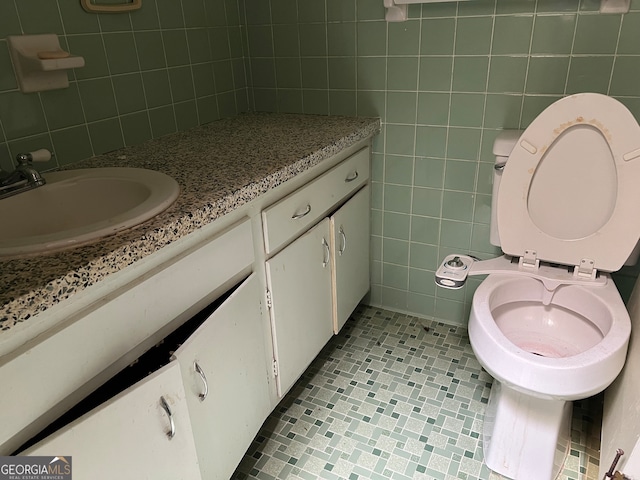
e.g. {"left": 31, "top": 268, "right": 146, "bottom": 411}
{"left": 194, "top": 361, "right": 208, "bottom": 401}
{"left": 339, "top": 226, "right": 346, "bottom": 256}
{"left": 160, "top": 396, "right": 175, "bottom": 440}
{"left": 322, "top": 238, "right": 330, "bottom": 268}
{"left": 345, "top": 171, "right": 359, "bottom": 182}
{"left": 292, "top": 204, "right": 311, "bottom": 219}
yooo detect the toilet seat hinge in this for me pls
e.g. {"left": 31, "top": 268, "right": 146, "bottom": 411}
{"left": 519, "top": 250, "right": 540, "bottom": 270}
{"left": 574, "top": 258, "right": 597, "bottom": 280}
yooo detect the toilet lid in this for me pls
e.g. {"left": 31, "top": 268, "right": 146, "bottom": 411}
{"left": 497, "top": 93, "right": 640, "bottom": 272}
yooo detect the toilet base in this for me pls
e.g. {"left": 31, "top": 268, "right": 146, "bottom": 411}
{"left": 483, "top": 380, "right": 572, "bottom": 480}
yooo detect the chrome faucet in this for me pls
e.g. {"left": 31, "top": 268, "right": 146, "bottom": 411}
{"left": 0, "top": 149, "right": 51, "bottom": 199}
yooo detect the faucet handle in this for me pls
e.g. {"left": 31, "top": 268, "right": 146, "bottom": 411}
{"left": 16, "top": 149, "right": 53, "bottom": 164}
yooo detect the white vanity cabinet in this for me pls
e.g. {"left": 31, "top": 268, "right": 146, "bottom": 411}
{"left": 25, "top": 362, "right": 203, "bottom": 480}
{"left": 0, "top": 217, "right": 255, "bottom": 455}
{"left": 24, "top": 274, "right": 271, "bottom": 480}
{"left": 266, "top": 218, "right": 334, "bottom": 395}
{"left": 172, "top": 273, "right": 271, "bottom": 480}
{"left": 330, "top": 184, "right": 371, "bottom": 333}
{"left": 2, "top": 137, "right": 376, "bottom": 479}
{"left": 262, "top": 147, "right": 371, "bottom": 396}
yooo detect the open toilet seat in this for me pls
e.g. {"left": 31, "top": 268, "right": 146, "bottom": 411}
{"left": 497, "top": 93, "right": 640, "bottom": 275}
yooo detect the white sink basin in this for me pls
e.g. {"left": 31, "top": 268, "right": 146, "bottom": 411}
{"left": 0, "top": 167, "right": 180, "bottom": 257}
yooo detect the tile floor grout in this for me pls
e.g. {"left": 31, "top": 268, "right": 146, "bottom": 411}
{"left": 233, "top": 305, "right": 601, "bottom": 480}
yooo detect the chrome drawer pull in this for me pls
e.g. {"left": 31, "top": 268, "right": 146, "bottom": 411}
{"left": 292, "top": 204, "right": 311, "bottom": 219}
{"left": 345, "top": 171, "right": 359, "bottom": 182}
{"left": 194, "top": 361, "right": 208, "bottom": 401}
{"left": 322, "top": 238, "right": 330, "bottom": 268}
{"left": 339, "top": 226, "right": 346, "bottom": 255}
{"left": 160, "top": 396, "right": 175, "bottom": 439}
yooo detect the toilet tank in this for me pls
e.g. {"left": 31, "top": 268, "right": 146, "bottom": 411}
{"left": 490, "top": 130, "right": 522, "bottom": 247}
{"left": 490, "top": 130, "right": 640, "bottom": 266}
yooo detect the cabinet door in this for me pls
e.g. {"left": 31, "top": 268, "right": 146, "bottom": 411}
{"left": 331, "top": 185, "right": 371, "bottom": 333}
{"left": 172, "top": 273, "right": 271, "bottom": 480}
{"left": 0, "top": 219, "right": 254, "bottom": 455}
{"left": 25, "top": 362, "right": 201, "bottom": 480}
{"left": 266, "top": 218, "right": 333, "bottom": 396}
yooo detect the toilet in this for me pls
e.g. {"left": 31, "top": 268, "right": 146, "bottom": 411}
{"left": 463, "top": 93, "right": 640, "bottom": 480}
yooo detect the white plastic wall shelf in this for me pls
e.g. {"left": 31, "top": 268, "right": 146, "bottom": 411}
{"left": 600, "top": 0, "right": 630, "bottom": 13}
{"left": 384, "top": 0, "right": 469, "bottom": 22}
{"left": 385, "top": 0, "right": 628, "bottom": 21}
{"left": 7, "top": 34, "right": 85, "bottom": 93}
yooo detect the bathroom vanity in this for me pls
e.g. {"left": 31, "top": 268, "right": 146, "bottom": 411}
{"left": 0, "top": 113, "right": 379, "bottom": 479}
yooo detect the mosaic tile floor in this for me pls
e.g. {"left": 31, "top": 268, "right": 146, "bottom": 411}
{"left": 233, "top": 305, "right": 601, "bottom": 480}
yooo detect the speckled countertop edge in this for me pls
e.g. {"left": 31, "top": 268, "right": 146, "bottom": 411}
{"left": 0, "top": 113, "right": 380, "bottom": 332}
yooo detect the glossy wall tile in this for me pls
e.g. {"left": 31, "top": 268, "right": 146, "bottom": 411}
{"left": 0, "top": 0, "right": 247, "bottom": 171}
{"left": 2, "top": 0, "right": 639, "bottom": 325}
{"left": 241, "top": 0, "right": 640, "bottom": 323}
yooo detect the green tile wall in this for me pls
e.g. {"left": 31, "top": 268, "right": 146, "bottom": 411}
{"left": 0, "top": 0, "right": 247, "bottom": 171}
{"left": 3, "top": 0, "right": 640, "bottom": 325}
{"left": 242, "top": 0, "right": 640, "bottom": 324}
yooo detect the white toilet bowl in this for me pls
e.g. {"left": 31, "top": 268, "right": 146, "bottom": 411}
{"left": 469, "top": 273, "right": 630, "bottom": 479}
{"left": 470, "top": 274, "right": 630, "bottom": 400}
{"left": 434, "top": 94, "right": 640, "bottom": 479}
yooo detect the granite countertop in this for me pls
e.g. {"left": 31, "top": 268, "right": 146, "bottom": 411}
{"left": 0, "top": 113, "right": 380, "bottom": 333}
